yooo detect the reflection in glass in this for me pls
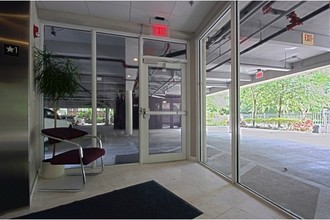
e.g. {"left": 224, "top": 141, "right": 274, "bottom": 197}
{"left": 238, "top": 1, "right": 330, "bottom": 218}
{"left": 96, "top": 33, "right": 139, "bottom": 165}
{"left": 43, "top": 26, "right": 92, "bottom": 160}
{"left": 147, "top": 65, "right": 183, "bottom": 155}
{"left": 202, "top": 7, "right": 232, "bottom": 178}
{"left": 144, "top": 39, "right": 186, "bottom": 59}
{"left": 43, "top": 27, "right": 140, "bottom": 165}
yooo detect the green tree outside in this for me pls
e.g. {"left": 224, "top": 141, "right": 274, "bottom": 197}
{"left": 207, "top": 68, "right": 330, "bottom": 129}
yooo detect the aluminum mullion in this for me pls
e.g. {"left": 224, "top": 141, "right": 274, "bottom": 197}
{"left": 231, "top": 1, "right": 240, "bottom": 184}
{"left": 91, "top": 30, "right": 97, "bottom": 149}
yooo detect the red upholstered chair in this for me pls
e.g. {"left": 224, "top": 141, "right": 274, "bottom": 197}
{"left": 40, "top": 127, "right": 105, "bottom": 192}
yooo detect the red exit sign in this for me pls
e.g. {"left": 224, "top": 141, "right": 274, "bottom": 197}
{"left": 151, "top": 24, "right": 169, "bottom": 37}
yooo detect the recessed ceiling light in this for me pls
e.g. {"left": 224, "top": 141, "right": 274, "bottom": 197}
{"left": 133, "top": 58, "right": 138, "bottom": 62}
{"left": 127, "top": 75, "right": 131, "bottom": 78}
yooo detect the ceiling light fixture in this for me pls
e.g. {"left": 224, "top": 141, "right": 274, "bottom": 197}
{"left": 133, "top": 58, "right": 138, "bottom": 62}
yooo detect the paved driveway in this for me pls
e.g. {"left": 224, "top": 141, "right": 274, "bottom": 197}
{"left": 205, "top": 126, "right": 330, "bottom": 218}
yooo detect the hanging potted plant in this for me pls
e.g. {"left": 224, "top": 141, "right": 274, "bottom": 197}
{"left": 34, "top": 47, "right": 81, "bottom": 178}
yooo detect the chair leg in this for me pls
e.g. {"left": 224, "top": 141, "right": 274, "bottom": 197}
{"left": 80, "top": 161, "right": 87, "bottom": 184}
{"left": 38, "top": 129, "right": 104, "bottom": 192}
{"left": 38, "top": 166, "right": 85, "bottom": 192}
{"left": 38, "top": 157, "right": 104, "bottom": 193}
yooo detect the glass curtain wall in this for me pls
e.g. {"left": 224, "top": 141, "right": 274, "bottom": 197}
{"left": 43, "top": 26, "right": 92, "bottom": 160}
{"left": 96, "top": 33, "right": 139, "bottom": 165}
{"left": 43, "top": 26, "right": 140, "bottom": 165}
{"left": 239, "top": 2, "right": 330, "bottom": 219}
{"left": 201, "top": 1, "right": 330, "bottom": 219}
{"left": 201, "top": 7, "right": 233, "bottom": 178}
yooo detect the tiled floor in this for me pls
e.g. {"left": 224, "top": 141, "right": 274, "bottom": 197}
{"left": 1, "top": 161, "right": 290, "bottom": 219}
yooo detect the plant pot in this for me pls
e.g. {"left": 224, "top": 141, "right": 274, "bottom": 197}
{"left": 42, "top": 159, "right": 64, "bottom": 179}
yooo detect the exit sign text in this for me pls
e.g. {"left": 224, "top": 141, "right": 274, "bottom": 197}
{"left": 151, "top": 24, "right": 169, "bottom": 37}
{"left": 302, "top": 33, "right": 314, "bottom": 46}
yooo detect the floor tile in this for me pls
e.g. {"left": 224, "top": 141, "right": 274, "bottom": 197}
{"left": 0, "top": 161, "right": 289, "bottom": 219}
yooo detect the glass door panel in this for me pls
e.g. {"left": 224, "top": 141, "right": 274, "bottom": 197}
{"left": 96, "top": 33, "right": 139, "bottom": 165}
{"left": 148, "top": 64, "right": 182, "bottom": 154}
{"left": 140, "top": 56, "right": 187, "bottom": 163}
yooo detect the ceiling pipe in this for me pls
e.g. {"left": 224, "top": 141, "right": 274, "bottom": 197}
{"left": 74, "top": 80, "right": 120, "bottom": 108}
{"left": 153, "top": 79, "right": 181, "bottom": 96}
{"left": 241, "top": 1, "right": 306, "bottom": 44}
{"left": 207, "top": 2, "right": 330, "bottom": 72}
{"left": 165, "top": 49, "right": 186, "bottom": 58}
{"left": 207, "top": 1, "right": 306, "bottom": 66}
{"left": 206, "top": 1, "right": 274, "bottom": 63}
{"left": 56, "top": 54, "right": 187, "bottom": 68}
{"left": 150, "top": 71, "right": 176, "bottom": 96}
{"left": 54, "top": 55, "right": 138, "bottom": 69}
{"left": 215, "top": 1, "right": 273, "bottom": 46}
{"left": 206, "top": 1, "right": 271, "bottom": 49}
{"left": 134, "top": 49, "right": 186, "bottom": 94}
{"left": 241, "top": 1, "right": 274, "bottom": 25}
{"left": 207, "top": 1, "right": 270, "bottom": 48}
{"left": 150, "top": 70, "right": 182, "bottom": 96}
{"left": 239, "top": 63, "right": 291, "bottom": 72}
{"left": 206, "top": 38, "right": 230, "bottom": 59}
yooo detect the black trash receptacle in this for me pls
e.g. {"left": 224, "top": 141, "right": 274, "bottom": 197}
{"left": 312, "top": 125, "right": 320, "bottom": 133}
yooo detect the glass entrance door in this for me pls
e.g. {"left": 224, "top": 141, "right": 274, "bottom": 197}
{"left": 140, "top": 56, "right": 187, "bottom": 163}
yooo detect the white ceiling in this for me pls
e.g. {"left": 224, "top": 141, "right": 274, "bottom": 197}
{"left": 36, "top": 1, "right": 217, "bottom": 33}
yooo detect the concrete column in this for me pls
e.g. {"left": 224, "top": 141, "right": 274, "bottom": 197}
{"left": 125, "top": 90, "right": 133, "bottom": 135}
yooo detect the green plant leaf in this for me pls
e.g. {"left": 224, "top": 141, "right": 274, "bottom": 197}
{"left": 34, "top": 47, "right": 81, "bottom": 106}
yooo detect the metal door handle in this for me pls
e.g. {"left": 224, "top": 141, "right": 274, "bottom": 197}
{"left": 140, "top": 108, "right": 145, "bottom": 118}
{"left": 140, "top": 107, "right": 150, "bottom": 119}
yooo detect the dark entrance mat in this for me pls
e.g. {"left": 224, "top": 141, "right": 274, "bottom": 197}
{"left": 17, "top": 180, "right": 203, "bottom": 219}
